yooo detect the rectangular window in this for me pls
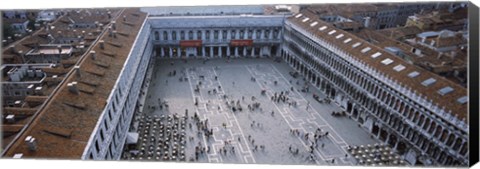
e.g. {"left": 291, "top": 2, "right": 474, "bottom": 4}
{"left": 100, "top": 130, "right": 105, "bottom": 141}
{"left": 95, "top": 140, "right": 100, "bottom": 153}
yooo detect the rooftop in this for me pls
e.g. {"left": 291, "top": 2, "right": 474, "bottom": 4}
{"left": 2, "top": 8, "right": 147, "bottom": 158}
{"left": 287, "top": 11, "right": 467, "bottom": 125}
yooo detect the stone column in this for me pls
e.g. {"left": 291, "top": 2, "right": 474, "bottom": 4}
{"left": 161, "top": 47, "right": 165, "bottom": 57}
{"left": 251, "top": 47, "right": 255, "bottom": 57}
{"left": 169, "top": 47, "right": 173, "bottom": 58}
{"left": 177, "top": 47, "right": 181, "bottom": 57}
{"left": 219, "top": 47, "right": 223, "bottom": 58}
{"left": 202, "top": 30, "right": 206, "bottom": 41}
{"left": 252, "top": 29, "right": 257, "bottom": 40}
{"left": 202, "top": 47, "right": 206, "bottom": 58}
{"left": 269, "top": 28, "right": 273, "bottom": 39}
{"left": 227, "top": 47, "right": 231, "bottom": 57}
{"left": 210, "top": 47, "right": 214, "bottom": 57}
{"left": 261, "top": 29, "right": 266, "bottom": 40}
{"left": 243, "top": 47, "right": 247, "bottom": 56}
{"left": 234, "top": 47, "right": 238, "bottom": 57}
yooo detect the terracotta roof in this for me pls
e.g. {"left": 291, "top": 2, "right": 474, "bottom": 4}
{"left": 287, "top": 11, "right": 468, "bottom": 124}
{"left": 2, "top": 8, "right": 147, "bottom": 159}
{"left": 378, "top": 26, "right": 423, "bottom": 40}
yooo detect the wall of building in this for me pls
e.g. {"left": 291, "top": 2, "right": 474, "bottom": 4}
{"left": 148, "top": 15, "right": 285, "bottom": 58}
{"left": 282, "top": 20, "right": 468, "bottom": 166}
{"left": 81, "top": 19, "right": 153, "bottom": 160}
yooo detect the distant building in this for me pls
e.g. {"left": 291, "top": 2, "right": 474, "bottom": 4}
{"left": 1, "top": 64, "right": 51, "bottom": 106}
{"left": 36, "top": 10, "right": 58, "bottom": 22}
{"left": 406, "top": 6, "right": 468, "bottom": 32}
{"left": 24, "top": 44, "right": 74, "bottom": 63}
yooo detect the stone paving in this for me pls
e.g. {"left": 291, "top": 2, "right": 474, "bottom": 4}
{"left": 137, "top": 57, "right": 379, "bottom": 165}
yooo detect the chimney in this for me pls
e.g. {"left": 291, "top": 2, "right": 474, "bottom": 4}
{"left": 99, "top": 23, "right": 104, "bottom": 30}
{"left": 35, "top": 86, "right": 43, "bottom": 95}
{"left": 111, "top": 21, "right": 116, "bottom": 30}
{"left": 113, "top": 31, "right": 117, "bottom": 38}
{"left": 107, "top": 11, "right": 111, "bottom": 19}
{"left": 74, "top": 65, "right": 81, "bottom": 77}
{"left": 57, "top": 31, "right": 62, "bottom": 38}
{"left": 68, "top": 82, "right": 79, "bottom": 94}
{"left": 25, "top": 136, "right": 37, "bottom": 151}
{"left": 82, "top": 30, "right": 86, "bottom": 37}
{"left": 364, "top": 17, "right": 371, "bottom": 28}
{"left": 99, "top": 40, "right": 105, "bottom": 49}
{"left": 123, "top": 15, "right": 127, "bottom": 22}
{"left": 430, "top": 40, "right": 435, "bottom": 46}
{"left": 6, "top": 114, "right": 15, "bottom": 124}
{"left": 90, "top": 51, "right": 96, "bottom": 60}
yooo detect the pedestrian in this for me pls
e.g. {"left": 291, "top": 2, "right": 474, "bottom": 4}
{"left": 321, "top": 143, "right": 325, "bottom": 148}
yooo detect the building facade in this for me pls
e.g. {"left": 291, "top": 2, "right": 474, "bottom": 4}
{"left": 281, "top": 12, "right": 468, "bottom": 166}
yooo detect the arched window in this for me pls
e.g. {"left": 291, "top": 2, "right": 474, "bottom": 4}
{"left": 222, "top": 30, "right": 227, "bottom": 40}
{"left": 197, "top": 31, "right": 202, "bottom": 40}
{"left": 154, "top": 31, "right": 159, "bottom": 40}
{"left": 180, "top": 31, "right": 185, "bottom": 40}
{"left": 172, "top": 31, "right": 176, "bottom": 40}
{"left": 163, "top": 31, "right": 168, "bottom": 40}
{"left": 188, "top": 31, "right": 193, "bottom": 40}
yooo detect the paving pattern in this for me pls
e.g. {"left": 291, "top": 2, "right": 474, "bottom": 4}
{"left": 127, "top": 58, "right": 379, "bottom": 165}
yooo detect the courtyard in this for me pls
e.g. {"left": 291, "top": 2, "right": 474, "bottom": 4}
{"left": 124, "top": 57, "right": 380, "bottom": 165}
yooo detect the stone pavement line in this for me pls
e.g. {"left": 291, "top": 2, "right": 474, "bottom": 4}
{"left": 212, "top": 66, "right": 257, "bottom": 164}
{"left": 247, "top": 64, "right": 354, "bottom": 165}
{"left": 269, "top": 64, "right": 355, "bottom": 165}
{"left": 186, "top": 66, "right": 256, "bottom": 164}
{"left": 244, "top": 65, "right": 321, "bottom": 165}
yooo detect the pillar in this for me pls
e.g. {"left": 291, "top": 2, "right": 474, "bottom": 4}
{"left": 219, "top": 47, "right": 223, "bottom": 58}
{"left": 202, "top": 30, "right": 206, "bottom": 41}
{"left": 161, "top": 47, "right": 165, "bottom": 57}
{"left": 227, "top": 47, "right": 231, "bottom": 57}
{"left": 243, "top": 47, "right": 247, "bottom": 56}
{"left": 261, "top": 29, "right": 265, "bottom": 40}
{"left": 202, "top": 47, "right": 206, "bottom": 58}
{"left": 177, "top": 47, "right": 181, "bottom": 57}
{"left": 234, "top": 47, "right": 239, "bottom": 57}
{"left": 252, "top": 30, "right": 257, "bottom": 40}
{"left": 169, "top": 47, "right": 173, "bottom": 58}
{"left": 251, "top": 47, "right": 255, "bottom": 57}
{"left": 210, "top": 47, "right": 213, "bottom": 57}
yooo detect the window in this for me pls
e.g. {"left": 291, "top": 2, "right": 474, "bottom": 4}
{"left": 231, "top": 30, "right": 235, "bottom": 39}
{"left": 421, "top": 78, "right": 436, "bottom": 87}
{"left": 222, "top": 30, "right": 227, "bottom": 40}
{"left": 256, "top": 30, "right": 261, "bottom": 39}
{"left": 206, "top": 31, "right": 210, "bottom": 40}
{"left": 214, "top": 30, "right": 219, "bottom": 39}
{"left": 171, "top": 31, "right": 176, "bottom": 40}
{"left": 100, "top": 130, "right": 105, "bottom": 141}
{"left": 180, "top": 31, "right": 185, "bottom": 40}
{"left": 438, "top": 86, "right": 454, "bottom": 96}
{"left": 95, "top": 140, "right": 100, "bottom": 153}
{"left": 248, "top": 30, "right": 253, "bottom": 39}
{"left": 239, "top": 31, "right": 244, "bottom": 39}
{"left": 189, "top": 31, "right": 193, "bottom": 40}
{"left": 197, "top": 31, "right": 202, "bottom": 40}
{"left": 104, "top": 120, "right": 109, "bottom": 130}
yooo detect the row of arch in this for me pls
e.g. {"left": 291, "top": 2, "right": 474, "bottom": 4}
{"left": 153, "top": 27, "right": 281, "bottom": 41}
